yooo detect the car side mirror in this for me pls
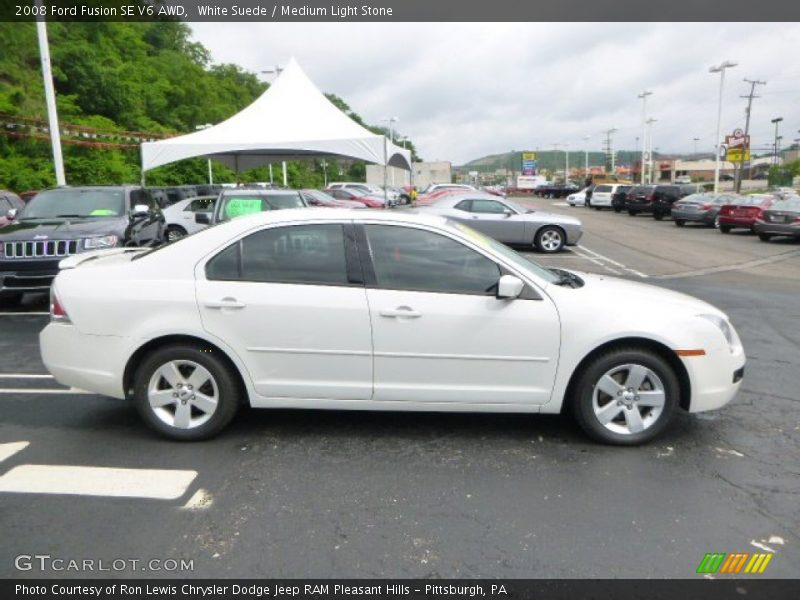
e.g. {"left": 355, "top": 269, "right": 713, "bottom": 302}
{"left": 503, "top": 209, "right": 513, "bottom": 218}
{"left": 195, "top": 212, "right": 210, "bottom": 225}
{"left": 496, "top": 274, "right": 524, "bottom": 299}
{"left": 6, "top": 209, "right": 17, "bottom": 221}
{"left": 132, "top": 204, "right": 150, "bottom": 217}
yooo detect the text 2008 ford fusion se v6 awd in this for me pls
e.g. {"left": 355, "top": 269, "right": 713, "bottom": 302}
{"left": 40, "top": 209, "right": 745, "bottom": 445}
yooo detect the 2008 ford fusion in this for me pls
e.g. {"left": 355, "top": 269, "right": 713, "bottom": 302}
{"left": 40, "top": 210, "right": 745, "bottom": 444}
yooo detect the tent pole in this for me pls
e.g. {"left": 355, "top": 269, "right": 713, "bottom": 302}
{"left": 140, "top": 145, "right": 145, "bottom": 186}
{"left": 269, "top": 164, "right": 273, "bottom": 184}
{"left": 235, "top": 154, "right": 240, "bottom": 185}
{"left": 282, "top": 161, "right": 288, "bottom": 187}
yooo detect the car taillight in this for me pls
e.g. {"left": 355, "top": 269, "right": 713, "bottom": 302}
{"left": 795, "top": 216, "right": 800, "bottom": 223}
{"left": 50, "top": 288, "right": 71, "bottom": 324}
{"left": 701, "top": 204, "right": 712, "bottom": 210}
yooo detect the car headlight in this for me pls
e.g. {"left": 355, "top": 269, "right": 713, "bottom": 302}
{"left": 84, "top": 235, "right": 119, "bottom": 250}
{"left": 698, "top": 314, "right": 735, "bottom": 349}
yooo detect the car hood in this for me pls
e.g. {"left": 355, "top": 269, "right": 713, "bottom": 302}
{"left": 0, "top": 218, "right": 123, "bottom": 240}
{"left": 568, "top": 271, "right": 725, "bottom": 317}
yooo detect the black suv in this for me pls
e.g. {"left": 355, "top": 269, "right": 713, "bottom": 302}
{"left": 611, "top": 185, "right": 632, "bottom": 212}
{"left": 624, "top": 185, "right": 658, "bottom": 215}
{"left": 651, "top": 184, "right": 704, "bottom": 220}
{"left": 0, "top": 186, "right": 164, "bottom": 305}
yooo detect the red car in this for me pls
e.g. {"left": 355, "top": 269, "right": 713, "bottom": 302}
{"left": 300, "top": 189, "right": 367, "bottom": 209}
{"left": 718, "top": 194, "right": 777, "bottom": 234}
{"left": 0, "top": 190, "right": 25, "bottom": 228}
{"left": 325, "top": 187, "right": 387, "bottom": 208}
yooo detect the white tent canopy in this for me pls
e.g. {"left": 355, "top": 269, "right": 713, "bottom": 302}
{"left": 140, "top": 57, "right": 411, "bottom": 175}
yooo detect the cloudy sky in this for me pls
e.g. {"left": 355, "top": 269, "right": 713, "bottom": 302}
{"left": 191, "top": 23, "right": 800, "bottom": 165}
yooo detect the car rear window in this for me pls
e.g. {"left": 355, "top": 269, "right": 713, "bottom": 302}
{"left": 595, "top": 185, "right": 612, "bottom": 193}
{"left": 218, "top": 193, "right": 305, "bottom": 221}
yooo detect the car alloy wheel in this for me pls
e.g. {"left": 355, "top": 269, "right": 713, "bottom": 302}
{"left": 572, "top": 348, "right": 678, "bottom": 445}
{"left": 166, "top": 226, "right": 186, "bottom": 242}
{"left": 590, "top": 364, "right": 666, "bottom": 436}
{"left": 147, "top": 360, "right": 219, "bottom": 430}
{"left": 535, "top": 226, "right": 565, "bottom": 253}
{"left": 134, "top": 344, "right": 240, "bottom": 440}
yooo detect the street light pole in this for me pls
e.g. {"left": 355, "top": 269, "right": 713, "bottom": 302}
{"left": 693, "top": 137, "right": 699, "bottom": 155}
{"left": 638, "top": 90, "right": 653, "bottom": 185}
{"left": 583, "top": 135, "right": 590, "bottom": 182}
{"left": 710, "top": 60, "right": 737, "bottom": 193}
{"left": 646, "top": 118, "right": 657, "bottom": 184}
{"left": 381, "top": 117, "right": 398, "bottom": 190}
{"left": 564, "top": 143, "right": 569, "bottom": 183}
{"left": 35, "top": 4, "right": 65, "bottom": 186}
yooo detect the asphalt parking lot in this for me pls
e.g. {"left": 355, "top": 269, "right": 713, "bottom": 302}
{"left": 1, "top": 197, "right": 798, "bottom": 579}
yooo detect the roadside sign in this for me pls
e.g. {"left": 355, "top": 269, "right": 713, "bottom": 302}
{"left": 725, "top": 133, "right": 750, "bottom": 148}
{"left": 726, "top": 148, "right": 751, "bottom": 162}
{"left": 521, "top": 151, "right": 537, "bottom": 175}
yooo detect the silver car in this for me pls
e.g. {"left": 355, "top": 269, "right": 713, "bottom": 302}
{"left": 416, "top": 193, "right": 582, "bottom": 253}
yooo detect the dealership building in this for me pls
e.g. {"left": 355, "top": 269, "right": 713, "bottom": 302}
{"left": 366, "top": 161, "right": 452, "bottom": 189}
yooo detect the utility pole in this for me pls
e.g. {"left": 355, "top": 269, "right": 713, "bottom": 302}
{"left": 693, "top": 137, "right": 699, "bottom": 155}
{"left": 771, "top": 117, "right": 783, "bottom": 165}
{"left": 564, "top": 142, "right": 570, "bottom": 183}
{"left": 638, "top": 91, "right": 653, "bottom": 184}
{"left": 583, "top": 135, "right": 590, "bottom": 181}
{"left": 735, "top": 78, "right": 766, "bottom": 192}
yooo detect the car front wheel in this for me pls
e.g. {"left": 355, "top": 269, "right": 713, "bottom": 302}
{"left": 165, "top": 225, "right": 187, "bottom": 242}
{"left": 133, "top": 344, "right": 241, "bottom": 441}
{"left": 534, "top": 226, "right": 565, "bottom": 253}
{"left": 758, "top": 233, "right": 771, "bottom": 242}
{"left": 572, "top": 348, "right": 679, "bottom": 445}
{"left": 675, "top": 220, "right": 686, "bottom": 227}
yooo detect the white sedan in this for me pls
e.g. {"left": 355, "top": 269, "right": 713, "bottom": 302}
{"left": 41, "top": 210, "right": 745, "bottom": 444}
{"left": 566, "top": 187, "right": 591, "bottom": 206}
{"left": 161, "top": 196, "right": 216, "bottom": 241}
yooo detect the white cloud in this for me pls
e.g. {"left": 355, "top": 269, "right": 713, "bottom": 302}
{"left": 190, "top": 22, "right": 800, "bottom": 164}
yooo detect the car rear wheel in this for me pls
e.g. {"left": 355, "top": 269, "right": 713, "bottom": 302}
{"left": 758, "top": 233, "right": 772, "bottom": 242}
{"left": 613, "top": 207, "right": 622, "bottom": 213}
{"left": 719, "top": 225, "right": 732, "bottom": 234}
{"left": 165, "top": 225, "right": 187, "bottom": 242}
{"left": 653, "top": 212, "right": 665, "bottom": 221}
{"left": 133, "top": 344, "right": 241, "bottom": 441}
{"left": 534, "top": 226, "right": 565, "bottom": 253}
{"left": 572, "top": 348, "right": 679, "bottom": 445}
{"left": 628, "top": 210, "right": 639, "bottom": 216}
{"left": 674, "top": 220, "right": 686, "bottom": 227}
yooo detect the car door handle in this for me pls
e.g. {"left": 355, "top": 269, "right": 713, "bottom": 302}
{"left": 204, "top": 298, "right": 246, "bottom": 309}
{"left": 379, "top": 307, "right": 421, "bottom": 319}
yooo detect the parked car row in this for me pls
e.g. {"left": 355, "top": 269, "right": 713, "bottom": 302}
{"left": 565, "top": 181, "right": 800, "bottom": 243}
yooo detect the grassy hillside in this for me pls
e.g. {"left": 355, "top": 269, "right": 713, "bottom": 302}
{"left": 0, "top": 21, "right": 416, "bottom": 192}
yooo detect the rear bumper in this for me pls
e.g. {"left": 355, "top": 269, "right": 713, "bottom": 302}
{"left": 40, "top": 323, "right": 130, "bottom": 399}
{"left": 672, "top": 210, "right": 714, "bottom": 222}
{"left": 718, "top": 217, "right": 756, "bottom": 228}
{"left": 626, "top": 202, "right": 654, "bottom": 212}
{"left": 753, "top": 221, "right": 800, "bottom": 237}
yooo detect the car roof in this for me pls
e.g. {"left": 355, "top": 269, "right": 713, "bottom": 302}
{"left": 219, "top": 189, "right": 300, "bottom": 196}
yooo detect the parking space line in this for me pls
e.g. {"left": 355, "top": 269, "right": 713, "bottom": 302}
{"left": 0, "top": 465, "right": 197, "bottom": 499}
{"left": 577, "top": 245, "right": 649, "bottom": 278}
{"left": 572, "top": 247, "right": 622, "bottom": 275}
{"left": 0, "top": 441, "right": 29, "bottom": 463}
{"left": 0, "top": 388, "right": 91, "bottom": 395}
{"left": 0, "top": 374, "right": 54, "bottom": 379}
{"left": 0, "top": 312, "right": 48, "bottom": 316}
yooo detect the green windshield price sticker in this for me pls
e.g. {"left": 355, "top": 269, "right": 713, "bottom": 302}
{"left": 90, "top": 209, "right": 116, "bottom": 216}
{"left": 225, "top": 198, "right": 263, "bottom": 219}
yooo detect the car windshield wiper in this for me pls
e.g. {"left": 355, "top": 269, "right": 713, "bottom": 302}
{"left": 54, "top": 214, "right": 88, "bottom": 218}
{"left": 549, "top": 268, "right": 584, "bottom": 288}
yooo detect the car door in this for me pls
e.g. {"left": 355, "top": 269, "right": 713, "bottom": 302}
{"left": 454, "top": 198, "right": 525, "bottom": 243}
{"left": 196, "top": 222, "right": 373, "bottom": 401}
{"left": 359, "top": 223, "right": 560, "bottom": 405}
{"left": 183, "top": 198, "right": 214, "bottom": 234}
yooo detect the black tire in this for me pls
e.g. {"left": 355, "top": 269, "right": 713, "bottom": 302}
{"left": 719, "top": 225, "right": 731, "bottom": 234}
{"left": 165, "top": 225, "right": 187, "bottom": 242}
{"left": 572, "top": 347, "right": 679, "bottom": 446}
{"left": 613, "top": 207, "right": 622, "bottom": 213}
{"left": 675, "top": 220, "right": 686, "bottom": 227}
{"left": 653, "top": 212, "right": 664, "bottom": 221}
{"left": 0, "top": 292, "right": 23, "bottom": 308}
{"left": 758, "top": 233, "right": 771, "bottom": 242}
{"left": 594, "top": 206, "right": 601, "bottom": 211}
{"left": 628, "top": 210, "right": 639, "bottom": 216}
{"left": 534, "top": 226, "right": 565, "bottom": 253}
{"left": 133, "top": 344, "right": 241, "bottom": 441}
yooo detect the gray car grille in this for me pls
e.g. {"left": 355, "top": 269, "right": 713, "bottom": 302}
{"left": 3, "top": 240, "right": 80, "bottom": 259}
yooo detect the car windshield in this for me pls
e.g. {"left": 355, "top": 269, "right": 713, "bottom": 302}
{"left": 448, "top": 220, "right": 560, "bottom": 284}
{"left": 771, "top": 197, "right": 800, "bottom": 211}
{"left": 217, "top": 193, "right": 304, "bottom": 221}
{"left": 681, "top": 194, "right": 713, "bottom": 203}
{"left": 19, "top": 188, "right": 125, "bottom": 219}
{"left": 739, "top": 195, "right": 773, "bottom": 205}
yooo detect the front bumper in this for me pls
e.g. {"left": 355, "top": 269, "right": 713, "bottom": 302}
{"left": 0, "top": 259, "right": 61, "bottom": 292}
{"left": 682, "top": 343, "right": 746, "bottom": 413}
